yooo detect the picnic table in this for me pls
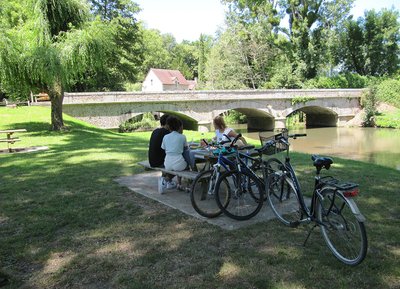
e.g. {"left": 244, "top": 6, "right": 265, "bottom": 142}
{"left": 0, "top": 129, "right": 27, "bottom": 152}
{"left": 139, "top": 144, "right": 257, "bottom": 182}
{"left": 138, "top": 145, "right": 214, "bottom": 181}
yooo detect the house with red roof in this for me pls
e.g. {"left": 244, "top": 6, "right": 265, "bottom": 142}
{"left": 142, "top": 68, "right": 195, "bottom": 92}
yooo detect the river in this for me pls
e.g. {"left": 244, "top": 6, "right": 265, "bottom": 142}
{"left": 232, "top": 125, "right": 400, "bottom": 171}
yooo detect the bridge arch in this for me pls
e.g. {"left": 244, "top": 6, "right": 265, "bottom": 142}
{"left": 217, "top": 107, "right": 276, "bottom": 131}
{"left": 285, "top": 105, "right": 339, "bottom": 127}
{"left": 159, "top": 111, "right": 198, "bottom": 130}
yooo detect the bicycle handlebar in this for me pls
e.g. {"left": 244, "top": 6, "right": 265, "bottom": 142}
{"left": 230, "top": 133, "right": 242, "bottom": 147}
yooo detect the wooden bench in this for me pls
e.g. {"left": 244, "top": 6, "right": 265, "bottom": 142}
{"left": 0, "top": 129, "right": 27, "bottom": 152}
{"left": 137, "top": 160, "right": 199, "bottom": 180}
{"left": 0, "top": 137, "right": 20, "bottom": 143}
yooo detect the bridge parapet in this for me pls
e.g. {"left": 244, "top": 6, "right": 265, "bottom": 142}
{"left": 62, "top": 89, "right": 364, "bottom": 129}
{"left": 64, "top": 89, "right": 363, "bottom": 104}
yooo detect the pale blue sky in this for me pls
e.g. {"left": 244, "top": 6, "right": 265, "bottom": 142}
{"left": 135, "top": 0, "right": 400, "bottom": 42}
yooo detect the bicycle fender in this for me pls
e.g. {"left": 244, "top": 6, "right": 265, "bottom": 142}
{"left": 338, "top": 193, "right": 367, "bottom": 223}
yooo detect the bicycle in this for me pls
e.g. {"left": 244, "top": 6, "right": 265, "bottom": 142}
{"left": 190, "top": 134, "right": 270, "bottom": 220}
{"left": 190, "top": 139, "right": 237, "bottom": 218}
{"left": 266, "top": 129, "right": 368, "bottom": 265}
{"left": 212, "top": 134, "right": 278, "bottom": 220}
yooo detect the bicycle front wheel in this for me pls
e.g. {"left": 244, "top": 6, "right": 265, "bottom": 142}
{"left": 267, "top": 172, "right": 302, "bottom": 226}
{"left": 317, "top": 186, "right": 368, "bottom": 266}
{"left": 190, "top": 169, "right": 229, "bottom": 218}
{"left": 215, "top": 170, "right": 264, "bottom": 220}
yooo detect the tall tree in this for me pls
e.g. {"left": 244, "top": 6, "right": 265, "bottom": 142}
{"left": 223, "top": 0, "right": 354, "bottom": 79}
{"left": 139, "top": 28, "right": 172, "bottom": 79}
{"left": 364, "top": 9, "right": 400, "bottom": 76}
{"left": 72, "top": 0, "right": 142, "bottom": 91}
{"left": 339, "top": 8, "right": 400, "bottom": 76}
{"left": 197, "top": 34, "right": 209, "bottom": 83}
{"left": 0, "top": 0, "right": 115, "bottom": 130}
{"left": 339, "top": 18, "right": 366, "bottom": 74}
{"left": 170, "top": 41, "right": 198, "bottom": 79}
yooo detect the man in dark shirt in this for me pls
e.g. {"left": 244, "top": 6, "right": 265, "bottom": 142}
{"left": 148, "top": 114, "right": 170, "bottom": 167}
{"left": 148, "top": 114, "right": 176, "bottom": 193}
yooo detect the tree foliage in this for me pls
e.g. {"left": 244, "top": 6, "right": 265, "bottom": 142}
{"left": 70, "top": 0, "right": 142, "bottom": 91}
{"left": 221, "top": 0, "right": 355, "bottom": 81}
{"left": 339, "top": 9, "right": 400, "bottom": 76}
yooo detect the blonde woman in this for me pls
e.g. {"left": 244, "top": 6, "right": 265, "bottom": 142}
{"left": 212, "top": 115, "right": 247, "bottom": 146}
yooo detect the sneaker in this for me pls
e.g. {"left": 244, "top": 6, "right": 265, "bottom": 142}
{"left": 166, "top": 181, "right": 177, "bottom": 190}
{"left": 158, "top": 177, "right": 167, "bottom": 194}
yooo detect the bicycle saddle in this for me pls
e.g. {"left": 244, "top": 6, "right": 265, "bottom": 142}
{"left": 312, "top": 155, "right": 333, "bottom": 169}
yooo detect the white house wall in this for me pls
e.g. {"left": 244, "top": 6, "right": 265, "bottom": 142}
{"left": 142, "top": 70, "right": 164, "bottom": 92}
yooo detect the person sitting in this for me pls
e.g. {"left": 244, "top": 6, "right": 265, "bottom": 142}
{"left": 211, "top": 115, "right": 247, "bottom": 146}
{"left": 161, "top": 116, "right": 189, "bottom": 192}
{"left": 148, "top": 114, "right": 176, "bottom": 193}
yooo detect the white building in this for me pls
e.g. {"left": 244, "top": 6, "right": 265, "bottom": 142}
{"left": 142, "top": 68, "right": 191, "bottom": 92}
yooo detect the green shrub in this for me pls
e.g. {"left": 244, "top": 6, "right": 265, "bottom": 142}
{"left": 119, "top": 112, "right": 158, "bottom": 132}
{"left": 375, "top": 79, "right": 400, "bottom": 108}
{"left": 224, "top": 111, "right": 247, "bottom": 124}
{"left": 344, "top": 73, "right": 369, "bottom": 88}
{"left": 361, "top": 86, "right": 378, "bottom": 127}
{"left": 303, "top": 73, "right": 370, "bottom": 89}
{"left": 263, "top": 61, "right": 304, "bottom": 89}
{"left": 124, "top": 82, "right": 142, "bottom": 91}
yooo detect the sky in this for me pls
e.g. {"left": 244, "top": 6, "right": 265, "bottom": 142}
{"left": 134, "top": 0, "right": 400, "bottom": 43}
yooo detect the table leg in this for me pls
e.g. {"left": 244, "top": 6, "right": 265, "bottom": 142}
{"left": 7, "top": 133, "right": 13, "bottom": 153}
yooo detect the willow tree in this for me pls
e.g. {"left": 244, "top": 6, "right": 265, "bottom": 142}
{"left": 0, "top": 0, "right": 115, "bottom": 130}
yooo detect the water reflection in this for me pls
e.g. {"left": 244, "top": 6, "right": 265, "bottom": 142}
{"left": 234, "top": 125, "right": 400, "bottom": 171}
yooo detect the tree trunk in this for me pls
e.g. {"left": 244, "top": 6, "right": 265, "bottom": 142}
{"left": 48, "top": 81, "right": 65, "bottom": 131}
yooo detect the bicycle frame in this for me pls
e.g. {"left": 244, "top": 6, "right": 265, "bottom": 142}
{"left": 277, "top": 137, "right": 354, "bottom": 226}
{"left": 276, "top": 138, "right": 322, "bottom": 222}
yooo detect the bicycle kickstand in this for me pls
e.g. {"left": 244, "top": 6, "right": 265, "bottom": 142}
{"left": 303, "top": 224, "right": 318, "bottom": 246}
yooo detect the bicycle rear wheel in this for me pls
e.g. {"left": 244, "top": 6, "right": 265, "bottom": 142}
{"left": 317, "top": 186, "right": 368, "bottom": 266}
{"left": 266, "top": 158, "right": 285, "bottom": 175}
{"left": 215, "top": 170, "right": 264, "bottom": 220}
{"left": 190, "top": 169, "right": 229, "bottom": 218}
{"left": 267, "top": 172, "right": 302, "bottom": 226}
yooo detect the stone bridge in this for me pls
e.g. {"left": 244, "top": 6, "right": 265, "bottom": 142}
{"left": 62, "top": 89, "right": 363, "bottom": 131}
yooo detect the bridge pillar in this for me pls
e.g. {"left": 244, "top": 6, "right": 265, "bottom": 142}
{"left": 198, "top": 121, "right": 212, "bottom": 133}
{"left": 337, "top": 115, "right": 356, "bottom": 127}
{"left": 247, "top": 117, "right": 275, "bottom": 131}
{"left": 274, "top": 117, "right": 286, "bottom": 129}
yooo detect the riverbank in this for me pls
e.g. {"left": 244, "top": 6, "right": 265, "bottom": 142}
{"left": 0, "top": 106, "right": 399, "bottom": 288}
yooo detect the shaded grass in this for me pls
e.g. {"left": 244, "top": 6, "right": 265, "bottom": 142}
{"left": 0, "top": 106, "right": 399, "bottom": 288}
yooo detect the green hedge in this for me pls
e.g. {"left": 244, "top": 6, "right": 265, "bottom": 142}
{"left": 376, "top": 79, "right": 400, "bottom": 108}
{"left": 303, "top": 73, "right": 372, "bottom": 89}
{"left": 119, "top": 112, "right": 158, "bottom": 132}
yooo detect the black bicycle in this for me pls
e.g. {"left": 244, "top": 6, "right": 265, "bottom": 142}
{"left": 191, "top": 134, "right": 267, "bottom": 220}
{"left": 266, "top": 129, "right": 368, "bottom": 266}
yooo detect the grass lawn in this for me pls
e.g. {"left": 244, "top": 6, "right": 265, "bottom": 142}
{"left": 0, "top": 106, "right": 399, "bottom": 289}
{"left": 376, "top": 109, "right": 400, "bottom": 129}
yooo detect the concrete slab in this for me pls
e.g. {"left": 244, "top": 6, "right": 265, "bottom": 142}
{"left": 115, "top": 171, "right": 286, "bottom": 230}
{"left": 0, "top": 146, "right": 49, "bottom": 154}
